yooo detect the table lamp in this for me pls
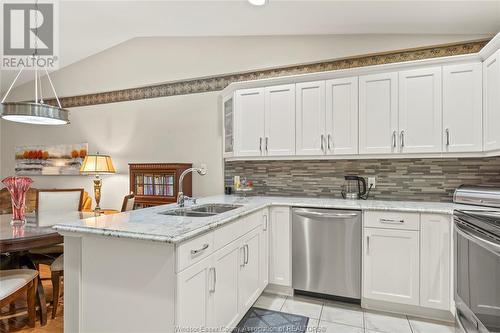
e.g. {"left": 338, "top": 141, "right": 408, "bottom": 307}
{"left": 80, "top": 153, "right": 116, "bottom": 212}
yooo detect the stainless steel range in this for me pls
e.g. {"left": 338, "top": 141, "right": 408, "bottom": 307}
{"left": 454, "top": 186, "right": 500, "bottom": 333}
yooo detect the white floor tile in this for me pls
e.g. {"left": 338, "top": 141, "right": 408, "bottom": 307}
{"left": 307, "top": 319, "right": 320, "bottom": 333}
{"left": 320, "top": 301, "right": 364, "bottom": 328}
{"left": 363, "top": 310, "right": 412, "bottom": 333}
{"left": 281, "top": 295, "right": 324, "bottom": 319}
{"left": 317, "top": 320, "right": 364, "bottom": 333}
{"left": 408, "top": 317, "right": 455, "bottom": 333}
{"left": 253, "top": 293, "right": 287, "bottom": 311}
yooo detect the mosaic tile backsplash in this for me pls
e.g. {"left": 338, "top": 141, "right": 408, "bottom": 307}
{"left": 224, "top": 157, "right": 500, "bottom": 202}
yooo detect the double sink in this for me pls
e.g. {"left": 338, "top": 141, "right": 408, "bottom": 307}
{"left": 159, "top": 203, "right": 242, "bottom": 217}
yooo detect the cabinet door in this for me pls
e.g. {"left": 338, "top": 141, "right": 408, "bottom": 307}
{"left": 399, "top": 67, "right": 442, "bottom": 153}
{"left": 269, "top": 207, "right": 291, "bottom": 287}
{"left": 265, "top": 84, "right": 296, "bottom": 156}
{"left": 363, "top": 228, "right": 419, "bottom": 305}
{"left": 420, "top": 214, "right": 451, "bottom": 310}
{"left": 223, "top": 95, "right": 234, "bottom": 157}
{"left": 359, "top": 73, "right": 398, "bottom": 154}
{"left": 483, "top": 50, "right": 500, "bottom": 152}
{"left": 210, "top": 240, "right": 241, "bottom": 329}
{"left": 239, "top": 227, "right": 261, "bottom": 312}
{"left": 295, "top": 81, "right": 326, "bottom": 155}
{"left": 443, "top": 63, "right": 483, "bottom": 152}
{"left": 235, "top": 88, "right": 265, "bottom": 157}
{"left": 176, "top": 256, "right": 212, "bottom": 328}
{"left": 260, "top": 209, "right": 269, "bottom": 289}
{"left": 325, "top": 77, "right": 358, "bottom": 155}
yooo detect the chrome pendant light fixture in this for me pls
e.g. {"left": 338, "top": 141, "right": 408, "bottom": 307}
{"left": 0, "top": 1, "right": 69, "bottom": 125}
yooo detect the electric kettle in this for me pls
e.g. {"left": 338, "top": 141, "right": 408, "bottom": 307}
{"left": 341, "top": 175, "right": 367, "bottom": 200}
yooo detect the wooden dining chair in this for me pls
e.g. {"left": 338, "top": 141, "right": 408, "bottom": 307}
{"left": 121, "top": 193, "right": 136, "bottom": 212}
{"left": 0, "top": 269, "right": 39, "bottom": 327}
{"left": 50, "top": 255, "right": 63, "bottom": 319}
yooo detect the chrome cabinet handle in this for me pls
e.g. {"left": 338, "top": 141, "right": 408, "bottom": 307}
{"left": 446, "top": 128, "right": 450, "bottom": 146}
{"left": 244, "top": 244, "right": 249, "bottom": 265}
{"left": 263, "top": 214, "right": 268, "bottom": 231}
{"left": 327, "top": 134, "right": 332, "bottom": 151}
{"left": 379, "top": 218, "right": 404, "bottom": 224}
{"left": 240, "top": 246, "right": 246, "bottom": 266}
{"left": 191, "top": 243, "right": 209, "bottom": 256}
{"left": 392, "top": 131, "right": 397, "bottom": 148}
{"left": 259, "top": 137, "right": 262, "bottom": 153}
{"left": 320, "top": 134, "right": 324, "bottom": 152}
{"left": 209, "top": 267, "right": 216, "bottom": 293}
{"left": 400, "top": 130, "right": 405, "bottom": 148}
{"left": 265, "top": 137, "right": 268, "bottom": 153}
{"left": 294, "top": 210, "right": 359, "bottom": 219}
{"left": 367, "top": 236, "right": 370, "bottom": 254}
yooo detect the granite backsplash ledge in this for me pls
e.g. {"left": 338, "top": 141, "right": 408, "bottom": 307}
{"left": 224, "top": 157, "right": 500, "bottom": 202}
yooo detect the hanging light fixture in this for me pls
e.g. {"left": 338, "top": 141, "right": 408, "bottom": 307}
{"left": 0, "top": 1, "right": 69, "bottom": 125}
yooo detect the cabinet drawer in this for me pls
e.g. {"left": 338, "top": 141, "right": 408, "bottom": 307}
{"left": 214, "top": 210, "right": 263, "bottom": 250}
{"left": 176, "top": 231, "right": 214, "bottom": 272}
{"left": 364, "top": 211, "right": 420, "bottom": 231}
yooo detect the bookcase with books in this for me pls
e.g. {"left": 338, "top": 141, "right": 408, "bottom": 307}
{"left": 129, "top": 163, "right": 192, "bottom": 208}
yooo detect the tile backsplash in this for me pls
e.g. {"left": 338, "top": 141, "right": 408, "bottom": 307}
{"left": 224, "top": 157, "right": 500, "bottom": 202}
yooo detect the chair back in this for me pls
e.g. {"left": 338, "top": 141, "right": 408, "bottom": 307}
{"left": 37, "top": 189, "right": 84, "bottom": 214}
{"left": 121, "top": 193, "right": 135, "bottom": 212}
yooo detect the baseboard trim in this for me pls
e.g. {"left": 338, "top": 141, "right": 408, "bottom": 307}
{"left": 362, "top": 298, "right": 454, "bottom": 323}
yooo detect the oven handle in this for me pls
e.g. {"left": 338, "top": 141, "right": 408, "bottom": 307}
{"left": 455, "top": 220, "right": 500, "bottom": 255}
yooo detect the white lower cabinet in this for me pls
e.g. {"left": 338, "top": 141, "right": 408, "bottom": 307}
{"left": 420, "top": 214, "right": 451, "bottom": 310}
{"left": 363, "top": 227, "right": 420, "bottom": 306}
{"left": 176, "top": 210, "right": 268, "bottom": 330}
{"left": 269, "top": 206, "right": 292, "bottom": 287}
{"left": 363, "top": 211, "right": 452, "bottom": 312}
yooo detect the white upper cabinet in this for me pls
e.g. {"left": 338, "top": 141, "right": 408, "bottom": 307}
{"left": 483, "top": 50, "right": 500, "bottom": 152}
{"left": 325, "top": 77, "right": 359, "bottom": 155}
{"left": 359, "top": 73, "right": 398, "bottom": 155}
{"left": 264, "top": 84, "right": 296, "bottom": 156}
{"left": 296, "top": 81, "right": 326, "bottom": 155}
{"left": 399, "top": 67, "right": 443, "bottom": 153}
{"left": 443, "top": 63, "right": 483, "bottom": 152}
{"left": 234, "top": 88, "right": 265, "bottom": 157}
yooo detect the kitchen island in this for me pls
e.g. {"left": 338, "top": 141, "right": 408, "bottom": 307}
{"left": 54, "top": 195, "right": 475, "bottom": 332}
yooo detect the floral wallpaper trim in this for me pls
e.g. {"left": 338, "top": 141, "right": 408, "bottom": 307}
{"left": 47, "top": 39, "right": 489, "bottom": 108}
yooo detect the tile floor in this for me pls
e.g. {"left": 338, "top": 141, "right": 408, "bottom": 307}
{"left": 253, "top": 293, "right": 455, "bottom": 333}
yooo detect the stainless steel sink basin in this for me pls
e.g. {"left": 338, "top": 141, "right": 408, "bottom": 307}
{"left": 190, "top": 204, "right": 242, "bottom": 214}
{"left": 159, "top": 204, "right": 242, "bottom": 217}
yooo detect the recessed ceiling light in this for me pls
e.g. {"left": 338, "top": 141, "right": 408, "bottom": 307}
{"left": 248, "top": 0, "right": 268, "bottom": 6}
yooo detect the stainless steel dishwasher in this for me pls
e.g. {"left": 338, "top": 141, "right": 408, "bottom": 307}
{"left": 292, "top": 207, "right": 361, "bottom": 301}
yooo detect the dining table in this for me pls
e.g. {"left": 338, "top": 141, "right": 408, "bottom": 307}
{"left": 0, "top": 211, "right": 100, "bottom": 326}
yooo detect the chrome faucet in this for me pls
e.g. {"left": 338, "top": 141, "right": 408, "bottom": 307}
{"left": 177, "top": 166, "right": 207, "bottom": 207}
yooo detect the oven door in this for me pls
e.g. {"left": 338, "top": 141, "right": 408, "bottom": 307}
{"left": 455, "top": 218, "right": 500, "bottom": 333}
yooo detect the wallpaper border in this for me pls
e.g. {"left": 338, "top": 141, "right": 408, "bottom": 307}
{"left": 49, "top": 39, "right": 489, "bottom": 108}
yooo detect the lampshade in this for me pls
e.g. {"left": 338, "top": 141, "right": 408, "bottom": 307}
{"left": 80, "top": 154, "right": 116, "bottom": 174}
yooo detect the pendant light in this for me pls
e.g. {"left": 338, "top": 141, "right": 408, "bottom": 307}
{"left": 0, "top": 1, "right": 69, "bottom": 125}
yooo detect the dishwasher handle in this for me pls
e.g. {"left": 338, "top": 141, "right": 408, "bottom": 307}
{"left": 293, "top": 209, "right": 359, "bottom": 219}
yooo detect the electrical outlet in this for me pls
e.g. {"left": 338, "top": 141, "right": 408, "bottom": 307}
{"left": 368, "top": 177, "right": 376, "bottom": 189}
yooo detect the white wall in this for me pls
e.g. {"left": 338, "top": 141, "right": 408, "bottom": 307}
{"left": 0, "top": 34, "right": 489, "bottom": 209}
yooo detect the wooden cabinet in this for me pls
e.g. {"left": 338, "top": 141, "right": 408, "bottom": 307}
{"left": 443, "top": 63, "right": 483, "bottom": 152}
{"left": 420, "top": 214, "right": 451, "bottom": 310}
{"left": 483, "top": 50, "right": 500, "bottom": 152}
{"left": 363, "top": 227, "right": 420, "bottom": 306}
{"left": 235, "top": 88, "right": 266, "bottom": 157}
{"left": 269, "top": 206, "right": 291, "bottom": 287}
{"left": 264, "top": 84, "right": 296, "bottom": 156}
{"left": 129, "top": 163, "right": 192, "bottom": 208}
{"left": 399, "top": 67, "right": 442, "bottom": 153}
{"left": 359, "top": 72, "right": 398, "bottom": 155}
{"left": 295, "top": 81, "right": 326, "bottom": 155}
{"left": 325, "top": 77, "right": 358, "bottom": 155}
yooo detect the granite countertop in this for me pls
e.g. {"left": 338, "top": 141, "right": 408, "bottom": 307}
{"left": 52, "top": 195, "right": 481, "bottom": 244}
